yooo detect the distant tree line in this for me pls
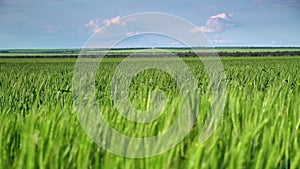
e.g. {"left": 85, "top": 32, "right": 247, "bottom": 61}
{"left": 0, "top": 50, "right": 9, "bottom": 53}
{"left": 103, "top": 51, "right": 300, "bottom": 58}
{"left": 1, "top": 51, "right": 300, "bottom": 58}
{"left": 215, "top": 51, "right": 300, "bottom": 57}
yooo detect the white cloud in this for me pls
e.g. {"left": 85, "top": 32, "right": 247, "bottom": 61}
{"left": 213, "top": 39, "right": 233, "bottom": 44}
{"left": 271, "top": 41, "right": 284, "bottom": 45}
{"left": 125, "top": 31, "right": 140, "bottom": 36}
{"left": 192, "top": 12, "right": 236, "bottom": 34}
{"left": 85, "top": 16, "right": 128, "bottom": 33}
{"left": 84, "top": 19, "right": 102, "bottom": 32}
{"left": 210, "top": 12, "right": 234, "bottom": 20}
{"left": 103, "top": 16, "right": 124, "bottom": 26}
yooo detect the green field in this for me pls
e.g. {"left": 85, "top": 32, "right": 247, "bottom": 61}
{"left": 1, "top": 56, "right": 300, "bottom": 169}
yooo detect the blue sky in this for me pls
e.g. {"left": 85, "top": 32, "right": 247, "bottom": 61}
{"left": 0, "top": 0, "right": 299, "bottom": 49}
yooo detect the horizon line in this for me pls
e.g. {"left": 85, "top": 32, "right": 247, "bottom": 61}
{"left": 1, "top": 46, "right": 300, "bottom": 50}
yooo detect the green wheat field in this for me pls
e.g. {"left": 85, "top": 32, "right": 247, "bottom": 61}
{"left": 1, "top": 56, "right": 300, "bottom": 169}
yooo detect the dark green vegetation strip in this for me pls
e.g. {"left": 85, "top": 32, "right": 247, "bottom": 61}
{"left": 0, "top": 57, "right": 300, "bottom": 168}
{"left": 1, "top": 47, "right": 300, "bottom": 58}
